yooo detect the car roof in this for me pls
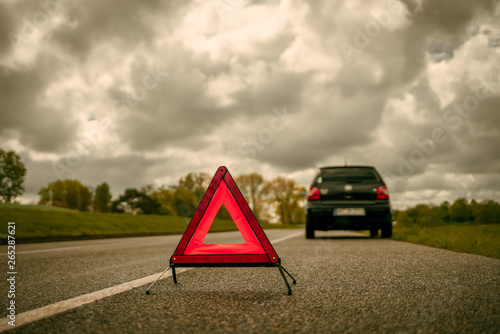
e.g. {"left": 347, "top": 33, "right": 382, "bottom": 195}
{"left": 319, "top": 165, "right": 376, "bottom": 170}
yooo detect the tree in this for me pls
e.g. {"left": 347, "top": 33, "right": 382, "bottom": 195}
{"left": 171, "top": 187, "right": 199, "bottom": 217}
{"left": 419, "top": 205, "right": 443, "bottom": 227}
{"left": 406, "top": 206, "right": 420, "bottom": 224}
{"left": 94, "top": 182, "right": 112, "bottom": 212}
{"left": 263, "top": 177, "right": 305, "bottom": 225}
{"left": 38, "top": 179, "right": 92, "bottom": 211}
{"left": 79, "top": 185, "right": 93, "bottom": 212}
{"left": 392, "top": 209, "right": 400, "bottom": 222}
{"left": 473, "top": 200, "right": 500, "bottom": 225}
{"left": 236, "top": 173, "right": 266, "bottom": 221}
{"left": 397, "top": 203, "right": 444, "bottom": 227}
{"left": 111, "top": 188, "right": 160, "bottom": 214}
{"left": 144, "top": 185, "right": 177, "bottom": 216}
{"left": 65, "top": 180, "right": 81, "bottom": 209}
{"left": 396, "top": 210, "right": 413, "bottom": 227}
{"left": 450, "top": 198, "right": 473, "bottom": 222}
{"left": 439, "top": 201, "right": 450, "bottom": 223}
{"left": 177, "top": 172, "right": 210, "bottom": 195}
{"left": 0, "top": 149, "right": 27, "bottom": 203}
{"left": 469, "top": 199, "right": 478, "bottom": 214}
{"left": 150, "top": 172, "right": 223, "bottom": 218}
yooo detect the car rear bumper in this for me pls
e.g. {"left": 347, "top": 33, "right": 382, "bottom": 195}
{"left": 306, "top": 200, "right": 391, "bottom": 230}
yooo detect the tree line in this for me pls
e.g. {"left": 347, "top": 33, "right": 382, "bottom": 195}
{"left": 37, "top": 172, "right": 306, "bottom": 225}
{"left": 393, "top": 198, "right": 500, "bottom": 226}
{"left": 1, "top": 148, "right": 498, "bottom": 226}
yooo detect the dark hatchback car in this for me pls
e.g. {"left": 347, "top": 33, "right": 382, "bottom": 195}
{"left": 305, "top": 165, "right": 392, "bottom": 239}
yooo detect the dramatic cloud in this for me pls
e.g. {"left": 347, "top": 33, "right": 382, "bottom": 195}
{"left": 1, "top": 0, "right": 499, "bottom": 208}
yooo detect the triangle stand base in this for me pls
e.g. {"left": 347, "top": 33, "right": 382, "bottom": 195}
{"left": 145, "top": 264, "right": 174, "bottom": 295}
{"left": 145, "top": 261, "right": 296, "bottom": 295}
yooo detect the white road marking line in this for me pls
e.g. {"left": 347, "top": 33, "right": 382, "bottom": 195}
{"left": 269, "top": 231, "right": 303, "bottom": 244}
{"left": 16, "top": 246, "right": 90, "bottom": 255}
{"left": 3, "top": 237, "right": 168, "bottom": 255}
{"left": 1, "top": 246, "right": 92, "bottom": 256}
{"left": 0, "top": 268, "right": 190, "bottom": 332}
{"left": 0, "top": 231, "right": 302, "bottom": 331}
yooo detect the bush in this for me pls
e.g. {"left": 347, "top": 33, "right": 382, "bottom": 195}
{"left": 473, "top": 200, "right": 500, "bottom": 225}
{"left": 396, "top": 210, "right": 413, "bottom": 227}
{"left": 396, "top": 198, "right": 499, "bottom": 226}
{"left": 405, "top": 204, "right": 444, "bottom": 227}
{"left": 450, "top": 198, "right": 473, "bottom": 222}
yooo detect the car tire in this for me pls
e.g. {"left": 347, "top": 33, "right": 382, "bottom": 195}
{"left": 370, "top": 228, "right": 379, "bottom": 238}
{"left": 306, "top": 219, "right": 315, "bottom": 239}
{"left": 381, "top": 215, "right": 392, "bottom": 238}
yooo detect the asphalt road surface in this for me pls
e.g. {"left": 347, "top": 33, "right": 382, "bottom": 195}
{"left": 1, "top": 229, "right": 499, "bottom": 333}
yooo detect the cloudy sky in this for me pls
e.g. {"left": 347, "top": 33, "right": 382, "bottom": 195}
{"left": 1, "top": 0, "right": 499, "bottom": 209}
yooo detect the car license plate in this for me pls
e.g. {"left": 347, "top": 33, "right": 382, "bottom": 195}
{"left": 334, "top": 208, "right": 366, "bottom": 216}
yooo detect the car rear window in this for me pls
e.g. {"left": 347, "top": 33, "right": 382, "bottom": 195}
{"left": 317, "top": 168, "right": 380, "bottom": 183}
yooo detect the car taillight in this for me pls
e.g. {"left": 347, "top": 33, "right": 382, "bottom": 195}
{"left": 377, "top": 185, "right": 389, "bottom": 200}
{"left": 308, "top": 186, "right": 320, "bottom": 200}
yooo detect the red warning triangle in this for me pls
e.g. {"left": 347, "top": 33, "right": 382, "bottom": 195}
{"left": 171, "top": 166, "right": 279, "bottom": 265}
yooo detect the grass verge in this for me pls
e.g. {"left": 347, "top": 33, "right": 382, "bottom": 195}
{"left": 0, "top": 204, "right": 300, "bottom": 242}
{"left": 391, "top": 224, "right": 500, "bottom": 259}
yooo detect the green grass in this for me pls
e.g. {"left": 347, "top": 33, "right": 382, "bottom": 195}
{"left": 392, "top": 224, "right": 500, "bottom": 259}
{"left": 0, "top": 204, "right": 299, "bottom": 240}
{"left": 0, "top": 203, "right": 74, "bottom": 211}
